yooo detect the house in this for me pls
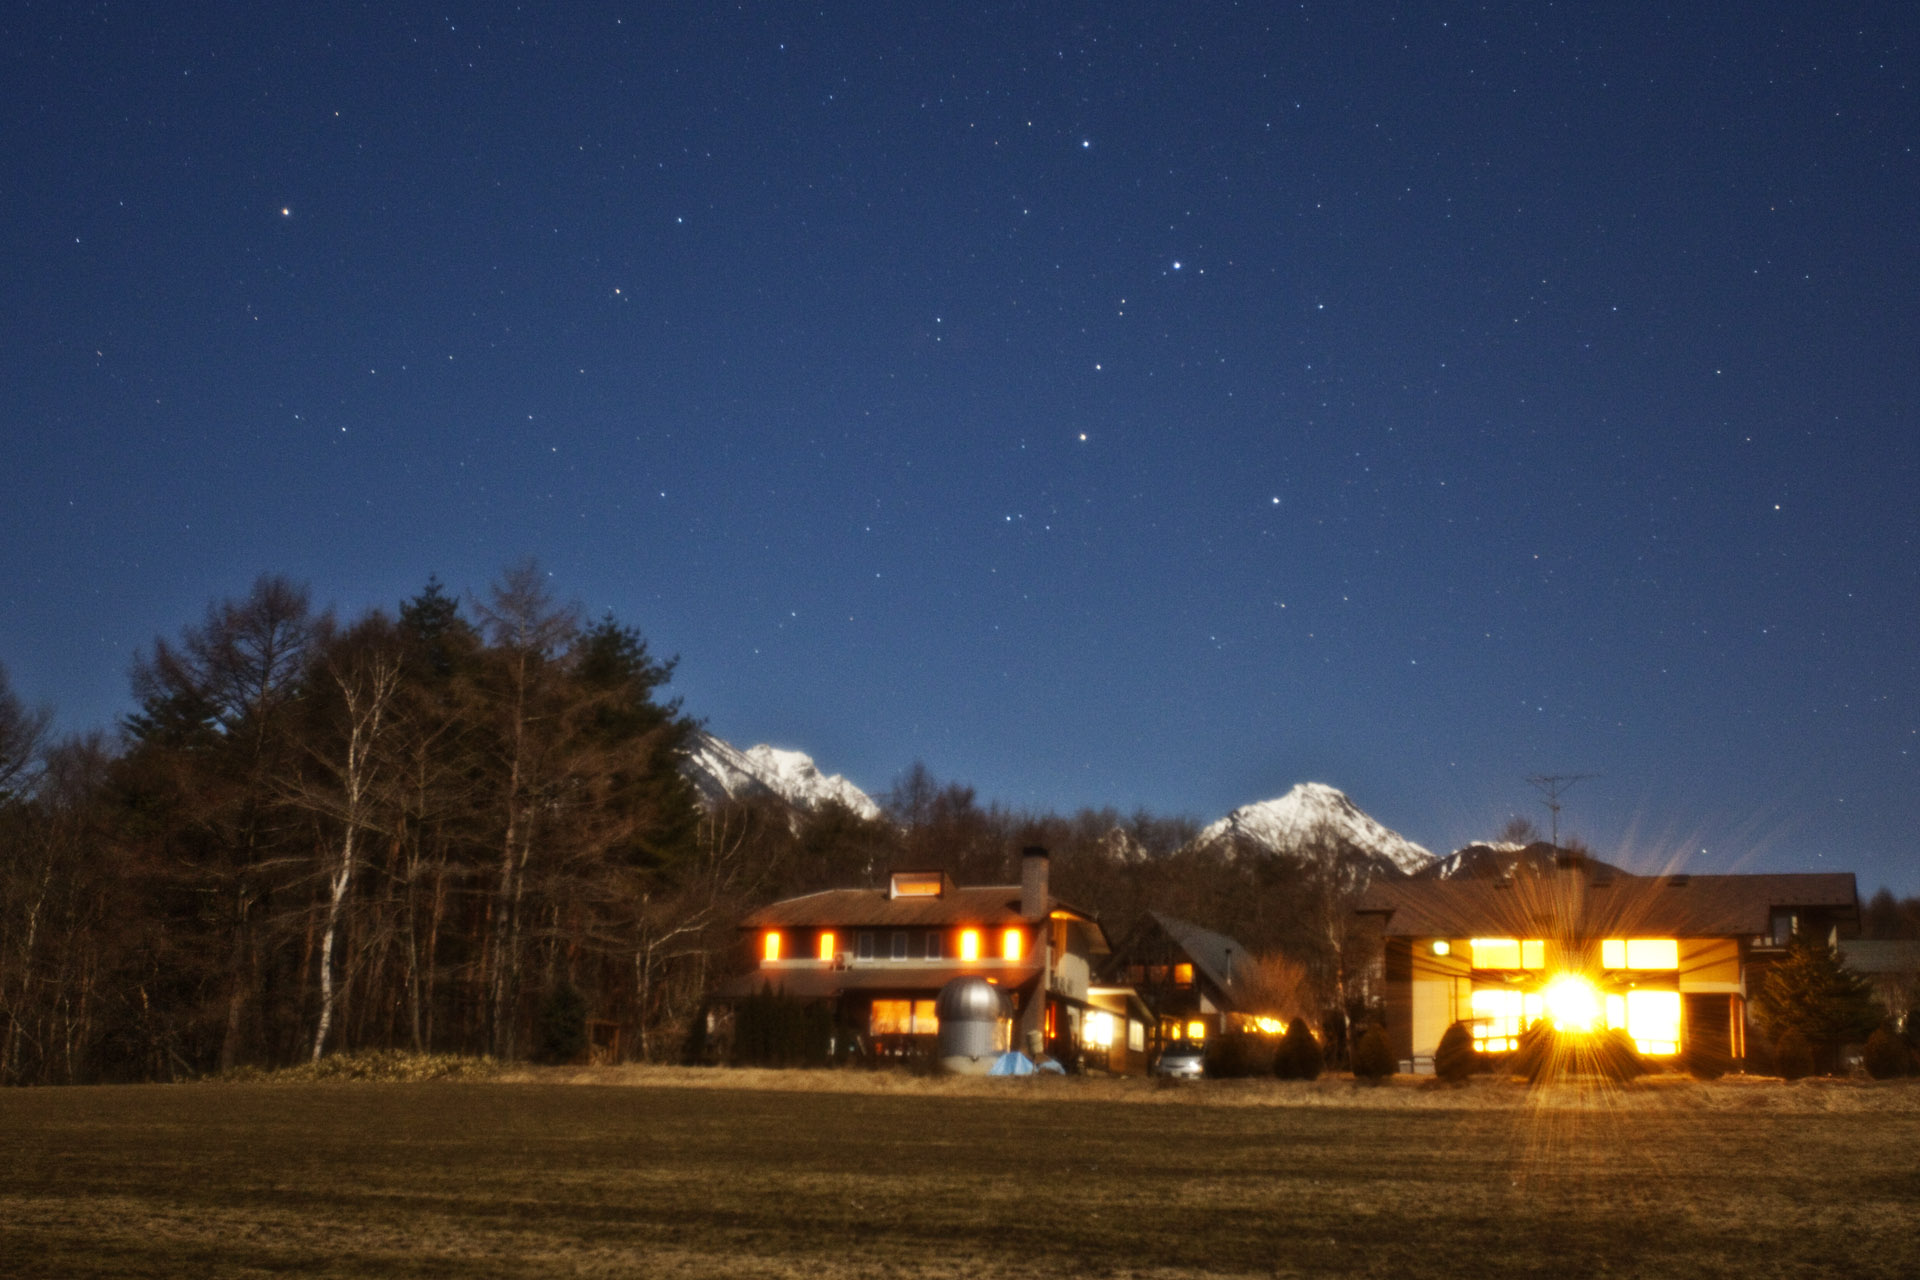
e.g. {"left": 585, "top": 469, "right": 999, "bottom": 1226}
{"left": 1355, "top": 843, "right": 1859, "bottom": 1070}
{"left": 1099, "top": 912, "right": 1274, "bottom": 1052}
{"left": 728, "top": 848, "right": 1151, "bottom": 1072}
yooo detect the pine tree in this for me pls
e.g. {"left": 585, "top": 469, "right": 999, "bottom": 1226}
{"left": 1751, "top": 933, "right": 1882, "bottom": 1074}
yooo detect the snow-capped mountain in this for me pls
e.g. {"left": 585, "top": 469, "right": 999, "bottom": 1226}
{"left": 682, "top": 730, "right": 881, "bottom": 821}
{"left": 1194, "top": 782, "right": 1433, "bottom": 875}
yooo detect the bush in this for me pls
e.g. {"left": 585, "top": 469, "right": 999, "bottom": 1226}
{"left": 1273, "top": 1018, "right": 1323, "bottom": 1081}
{"left": 1349, "top": 1025, "right": 1394, "bottom": 1081}
{"left": 1434, "top": 1021, "right": 1478, "bottom": 1083}
{"left": 1588, "top": 1027, "right": 1647, "bottom": 1082}
{"left": 1774, "top": 1027, "right": 1815, "bottom": 1080}
{"left": 537, "top": 984, "right": 589, "bottom": 1064}
{"left": 1205, "top": 1030, "right": 1274, "bottom": 1078}
{"left": 1862, "top": 1025, "right": 1911, "bottom": 1080}
{"left": 730, "top": 985, "right": 835, "bottom": 1066}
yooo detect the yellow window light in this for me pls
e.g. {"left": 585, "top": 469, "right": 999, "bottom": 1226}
{"left": 1173, "top": 962, "right": 1194, "bottom": 985}
{"left": 1084, "top": 1012, "right": 1114, "bottom": 1048}
{"left": 1521, "top": 939, "right": 1546, "bottom": 970}
{"left": 1626, "top": 938, "right": 1679, "bottom": 970}
{"left": 1001, "top": 928, "right": 1024, "bottom": 961}
{"left": 816, "top": 931, "right": 836, "bottom": 961}
{"left": 959, "top": 929, "right": 981, "bottom": 961}
{"left": 1540, "top": 973, "right": 1603, "bottom": 1033}
{"left": 1625, "top": 989, "right": 1681, "bottom": 1055}
{"left": 762, "top": 931, "right": 782, "bottom": 963}
{"left": 1602, "top": 939, "right": 1626, "bottom": 969}
{"left": 1186, "top": 1020, "right": 1207, "bottom": 1041}
{"left": 1470, "top": 938, "right": 1542, "bottom": 969}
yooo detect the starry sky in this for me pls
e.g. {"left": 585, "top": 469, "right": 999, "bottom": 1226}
{"left": 4, "top": 3, "right": 1916, "bottom": 891}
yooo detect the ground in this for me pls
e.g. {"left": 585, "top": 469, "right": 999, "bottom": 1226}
{"left": 2, "top": 1068, "right": 1915, "bottom": 1278}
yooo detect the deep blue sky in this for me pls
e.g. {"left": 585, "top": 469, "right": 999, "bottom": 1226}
{"left": 4, "top": 3, "right": 1916, "bottom": 891}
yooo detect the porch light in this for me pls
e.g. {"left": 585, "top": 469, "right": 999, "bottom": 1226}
{"left": 1431, "top": 940, "right": 1451, "bottom": 956}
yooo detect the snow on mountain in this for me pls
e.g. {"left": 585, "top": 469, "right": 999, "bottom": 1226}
{"left": 682, "top": 730, "right": 880, "bottom": 821}
{"left": 1194, "top": 782, "right": 1433, "bottom": 875}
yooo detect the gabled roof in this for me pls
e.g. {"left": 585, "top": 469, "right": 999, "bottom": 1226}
{"left": 1149, "top": 912, "right": 1250, "bottom": 1002}
{"left": 1359, "top": 863, "right": 1859, "bottom": 939}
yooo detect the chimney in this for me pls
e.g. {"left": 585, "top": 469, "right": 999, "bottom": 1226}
{"left": 1021, "top": 846, "right": 1050, "bottom": 920}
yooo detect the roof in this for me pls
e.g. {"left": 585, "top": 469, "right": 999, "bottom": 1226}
{"left": 1358, "top": 866, "right": 1859, "bottom": 939}
{"left": 1149, "top": 912, "right": 1250, "bottom": 1003}
{"left": 740, "top": 884, "right": 1095, "bottom": 930}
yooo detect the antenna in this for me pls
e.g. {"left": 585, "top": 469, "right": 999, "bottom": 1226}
{"left": 1525, "top": 773, "right": 1597, "bottom": 849}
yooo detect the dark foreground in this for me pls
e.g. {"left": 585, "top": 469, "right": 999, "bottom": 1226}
{"left": 2, "top": 1077, "right": 1916, "bottom": 1278}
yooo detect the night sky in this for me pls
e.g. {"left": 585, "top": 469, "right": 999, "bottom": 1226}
{"left": 4, "top": 4, "right": 1916, "bottom": 891}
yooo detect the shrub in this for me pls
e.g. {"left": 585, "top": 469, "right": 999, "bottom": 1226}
{"left": 1434, "top": 1021, "right": 1478, "bottom": 1083}
{"left": 1862, "top": 1025, "right": 1911, "bottom": 1080}
{"left": 1589, "top": 1027, "right": 1647, "bottom": 1082}
{"left": 537, "top": 984, "right": 589, "bottom": 1064}
{"left": 1204, "top": 1030, "right": 1273, "bottom": 1078}
{"left": 1774, "top": 1027, "right": 1815, "bottom": 1080}
{"left": 1349, "top": 1025, "right": 1394, "bottom": 1081}
{"left": 1273, "top": 1018, "right": 1323, "bottom": 1081}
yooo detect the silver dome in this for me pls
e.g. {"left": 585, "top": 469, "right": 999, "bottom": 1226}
{"left": 935, "top": 975, "right": 1012, "bottom": 1023}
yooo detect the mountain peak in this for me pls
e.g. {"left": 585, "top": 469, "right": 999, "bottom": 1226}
{"left": 1196, "top": 782, "right": 1433, "bottom": 874}
{"left": 682, "top": 731, "right": 880, "bottom": 821}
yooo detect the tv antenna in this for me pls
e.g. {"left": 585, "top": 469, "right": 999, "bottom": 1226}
{"left": 1525, "top": 773, "right": 1597, "bottom": 849}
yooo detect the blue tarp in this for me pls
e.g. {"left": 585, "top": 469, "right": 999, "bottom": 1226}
{"left": 987, "top": 1051, "right": 1035, "bottom": 1076}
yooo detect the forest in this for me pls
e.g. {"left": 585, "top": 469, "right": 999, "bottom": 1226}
{"left": 3, "top": 566, "right": 1917, "bottom": 1086}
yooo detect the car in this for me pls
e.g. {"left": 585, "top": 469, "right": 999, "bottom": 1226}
{"left": 1148, "top": 1044, "right": 1206, "bottom": 1079}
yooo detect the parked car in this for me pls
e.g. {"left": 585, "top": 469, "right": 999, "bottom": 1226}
{"left": 1149, "top": 1044, "right": 1206, "bottom": 1080}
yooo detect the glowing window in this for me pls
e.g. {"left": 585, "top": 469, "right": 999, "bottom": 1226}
{"left": 1085, "top": 1012, "right": 1115, "bottom": 1048}
{"left": 1128, "top": 1019, "right": 1145, "bottom": 1052}
{"left": 1521, "top": 940, "right": 1546, "bottom": 970}
{"left": 959, "top": 929, "right": 981, "bottom": 961}
{"left": 1001, "top": 928, "right": 1024, "bottom": 961}
{"left": 870, "top": 1000, "right": 939, "bottom": 1035}
{"left": 1603, "top": 938, "right": 1680, "bottom": 970}
{"left": 1173, "top": 962, "right": 1194, "bottom": 986}
{"left": 889, "top": 872, "right": 943, "bottom": 898}
{"left": 1625, "top": 989, "right": 1680, "bottom": 1055}
{"left": 1470, "top": 939, "right": 1521, "bottom": 969}
{"left": 1186, "top": 1019, "right": 1207, "bottom": 1041}
{"left": 1470, "top": 988, "right": 1523, "bottom": 1049}
{"left": 816, "top": 931, "right": 836, "bottom": 961}
{"left": 762, "top": 931, "right": 782, "bottom": 962}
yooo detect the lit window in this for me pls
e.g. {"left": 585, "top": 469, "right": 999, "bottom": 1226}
{"left": 762, "top": 931, "right": 782, "bottom": 962}
{"left": 870, "top": 1000, "right": 909, "bottom": 1035}
{"left": 959, "top": 929, "right": 981, "bottom": 961}
{"left": 1128, "top": 1019, "right": 1145, "bottom": 1052}
{"left": 1085, "top": 1012, "right": 1115, "bottom": 1048}
{"left": 1603, "top": 938, "right": 1679, "bottom": 970}
{"left": 1173, "top": 962, "right": 1194, "bottom": 986}
{"left": 1470, "top": 988, "right": 1523, "bottom": 1049}
{"left": 1470, "top": 938, "right": 1521, "bottom": 969}
{"left": 912, "top": 1000, "right": 938, "bottom": 1032}
{"left": 816, "top": 931, "right": 836, "bottom": 961}
{"left": 1186, "top": 1019, "right": 1207, "bottom": 1041}
{"left": 1001, "top": 928, "right": 1024, "bottom": 961}
{"left": 1625, "top": 989, "right": 1681, "bottom": 1055}
{"left": 889, "top": 872, "right": 943, "bottom": 898}
{"left": 1521, "top": 940, "right": 1545, "bottom": 970}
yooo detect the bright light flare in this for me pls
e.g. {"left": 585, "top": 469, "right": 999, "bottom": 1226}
{"left": 1540, "top": 972, "right": 1602, "bottom": 1033}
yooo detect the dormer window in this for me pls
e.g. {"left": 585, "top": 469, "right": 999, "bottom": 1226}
{"left": 889, "top": 871, "right": 947, "bottom": 899}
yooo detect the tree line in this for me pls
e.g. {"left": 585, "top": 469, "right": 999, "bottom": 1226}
{"left": 0, "top": 565, "right": 1402, "bottom": 1084}
{"left": 12, "top": 566, "right": 1911, "bottom": 1085}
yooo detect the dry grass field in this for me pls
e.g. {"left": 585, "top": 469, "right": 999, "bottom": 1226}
{"left": 3, "top": 1067, "right": 1917, "bottom": 1278}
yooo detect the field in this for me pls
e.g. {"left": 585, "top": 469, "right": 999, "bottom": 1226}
{"left": 3, "top": 1068, "right": 1917, "bottom": 1278}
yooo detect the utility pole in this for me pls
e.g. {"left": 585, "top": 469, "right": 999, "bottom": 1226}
{"left": 1525, "top": 774, "right": 1597, "bottom": 849}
